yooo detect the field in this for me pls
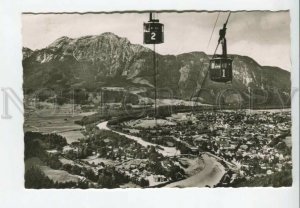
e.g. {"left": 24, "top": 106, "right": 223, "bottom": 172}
{"left": 25, "top": 157, "right": 45, "bottom": 171}
{"left": 125, "top": 118, "right": 176, "bottom": 128}
{"left": 57, "top": 131, "right": 85, "bottom": 144}
{"left": 156, "top": 99, "right": 208, "bottom": 107}
{"left": 25, "top": 157, "right": 82, "bottom": 183}
{"left": 24, "top": 103, "right": 96, "bottom": 143}
{"left": 82, "top": 155, "right": 117, "bottom": 166}
{"left": 39, "top": 166, "right": 82, "bottom": 183}
{"left": 24, "top": 114, "right": 85, "bottom": 143}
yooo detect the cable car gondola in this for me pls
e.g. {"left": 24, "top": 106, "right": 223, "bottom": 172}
{"left": 143, "top": 12, "right": 164, "bottom": 44}
{"left": 209, "top": 13, "right": 232, "bottom": 83}
{"left": 209, "top": 56, "right": 233, "bottom": 82}
{"left": 143, "top": 12, "right": 164, "bottom": 124}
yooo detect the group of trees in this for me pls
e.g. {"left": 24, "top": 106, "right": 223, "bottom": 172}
{"left": 25, "top": 131, "right": 90, "bottom": 188}
{"left": 148, "top": 160, "right": 185, "bottom": 182}
{"left": 25, "top": 166, "right": 55, "bottom": 188}
{"left": 136, "top": 132, "right": 176, "bottom": 148}
{"left": 36, "top": 88, "right": 90, "bottom": 106}
{"left": 25, "top": 125, "right": 141, "bottom": 188}
{"left": 75, "top": 113, "right": 111, "bottom": 126}
{"left": 98, "top": 167, "right": 130, "bottom": 188}
{"left": 84, "top": 129, "right": 153, "bottom": 160}
{"left": 24, "top": 132, "right": 67, "bottom": 170}
{"left": 24, "top": 119, "right": 186, "bottom": 188}
{"left": 25, "top": 132, "right": 66, "bottom": 165}
{"left": 25, "top": 132, "right": 67, "bottom": 159}
{"left": 25, "top": 166, "right": 89, "bottom": 189}
{"left": 131, "top": 177, "right": 149, "bottom": 188}
{"left": 230, "top": 168, "right": 292, "bottom": 187}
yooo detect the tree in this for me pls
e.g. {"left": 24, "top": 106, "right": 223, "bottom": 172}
{"left": 62, "top": 163, "right": 72, "bottom": 172}
{"left": 71, "top": 165, "right": 82, "bottom": 175}
{"left": 77, "top": 180, "right": 89, "bottom": 189}
{"left": 139, "top": 178, "right": 149, "bottom": 187}
{"left": 25, "top": 166, "right": 54, "bottom": 188}
{"left": 85, "top": 169, "right": 97, "bottom": 182}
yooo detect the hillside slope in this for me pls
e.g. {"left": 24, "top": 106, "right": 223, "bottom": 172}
{"left": 23, "top": 33, "right": 291, "bottom": 107}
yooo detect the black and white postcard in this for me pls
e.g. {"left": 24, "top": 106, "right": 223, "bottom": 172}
{"left": 0, "top": 0, "right": 299, "bottom": 208}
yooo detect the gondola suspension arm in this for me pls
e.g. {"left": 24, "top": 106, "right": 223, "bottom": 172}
{"left": 212, "top": 12, "right": 231, "bottom": 59}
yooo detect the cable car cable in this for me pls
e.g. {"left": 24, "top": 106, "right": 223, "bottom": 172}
{"left": 190, "top": 14, "right": 218, "bottom": 100}
{"left": 225, "top": 11, "right": 231, "bottom": 25}
{"left": 212, "top": 12, "right": 231, "bottom": 59}
{"left": 209, "top": 11, "right": 233, "bottom": 83}
{"left": 199, "top": 11, "right": 231, "bottom": 91}
{"left": 212, "top": 42, "right": 220, "bottom": 59}
{"left": 189, "top": 12, "right": 221, "bottom": 100}
{"left": 143, "top": 11, "right": 164, "bottom": 125}
{"left": 193, "top": 12, "right": 232, "bottom": 101}
{"left": 207, "top": 12, "right": 220, "bottom": 49}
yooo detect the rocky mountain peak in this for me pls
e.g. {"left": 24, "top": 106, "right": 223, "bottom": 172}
{"left": 48, "top": 36, "right": 73, "bottom": 48}
{"left": 22, "top": 47, "right": 33, "bottom": 59}
{"left": 22, "top": 32, "right": 291, "bottom": 108}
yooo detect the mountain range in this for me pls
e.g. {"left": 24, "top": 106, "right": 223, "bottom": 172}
{"left": 22, "top": 32, "right": 291, "bottom": 108}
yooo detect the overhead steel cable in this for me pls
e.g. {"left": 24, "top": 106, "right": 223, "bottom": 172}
{"left": 207, "top": 12, "right": 220, "bottom": 49}
{"left": 193, "top": 13, "right": 222, "bottom": 98}
{"left": 189, "top": 13, "right": 220, "bottom": 100}
{"left": 212, "top": 12, "right": 231, "bottom": 59}
{"left": 193, "top": 12, "right": 232, "bottom": 101}
{"left": 212, "top": 42, "right": 220, "bottom": 59}
{"left": 225, "top": 11, "right": 231, "bottom": 25}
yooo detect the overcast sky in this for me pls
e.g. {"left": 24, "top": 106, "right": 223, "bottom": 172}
{"left": 22, "top": 11, "right": 291, "bottom": 71}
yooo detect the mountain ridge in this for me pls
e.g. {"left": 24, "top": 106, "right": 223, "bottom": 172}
{"left": 22, "top": 32, "right": 291, "bottom": 107}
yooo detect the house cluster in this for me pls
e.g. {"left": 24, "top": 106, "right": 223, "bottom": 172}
{"left": 117, "top": 110, "right": 292, "bottom": 184}
{"left": 115, "top": 159, "right": 169, "bottom": 186}
{"left": 177, "top": 110, "right": 292, "bottom": 182}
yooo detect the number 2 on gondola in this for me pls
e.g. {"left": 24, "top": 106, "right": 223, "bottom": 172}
{"left": 151, "top": 32, "right": 156, "bottom": 40}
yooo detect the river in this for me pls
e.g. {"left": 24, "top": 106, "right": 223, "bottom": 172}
{"left": 165, "top": 154, "right": 225, "bottom": 188}
{"left": 97, "top": 121, "right": 180, "bottom": 157}
{"left": 97, "top": 121, "right": 226, "bottom": 187}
